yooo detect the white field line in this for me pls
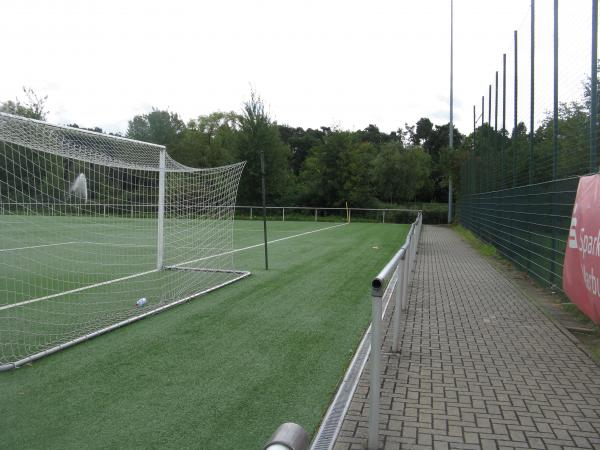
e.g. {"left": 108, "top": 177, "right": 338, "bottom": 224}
{"left": 1, "top": 222, "right": 349, "bottom": 311}
{"left": 0, "top": 241, "right": 155, "bottom": 252}
{"left": 172, "top": 222, "right": 349, "bottom": 268}
{"left": 78, "top": 241, "right": 155, "bottom": 248}
{"left": 0, "top": 269, "right": 159, "bottom": 312}
{"left": 0, "top": 241, "right": 81, "bottom": 252}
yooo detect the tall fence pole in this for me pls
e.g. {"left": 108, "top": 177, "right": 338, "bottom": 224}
{"left": 529, "top": 0, "right": 535, "bottom": 185}
{"left": 482, "top": 95, "right": 485, "bottom": 128}
{"left": 495, "top": 71, "right": 499, "bottom": 132}
{"left": 472, "top": 105, "right": 476, "bottom": 196}
{"left": 551, "top": 0, "right": 559, "bottom": 285}
{"left": 591, "top": 0, "right": 599, "bottom": 172}
{"left": 488, "top": 84, "right": 492, "bottom": 126}
{"left": 448, "top": 0, "right": 454, "bottom": 224}
{"left": 553, "top": 0, "right": 559, "bottom": 180}
{"left": 514, "top": 30, "right": 518, "bottom": 187}
{"left": 503, "top": 54, "right": 507, "bottom": 133}
{"left": 503, "top": 54, "right": 507, "bottom": 187}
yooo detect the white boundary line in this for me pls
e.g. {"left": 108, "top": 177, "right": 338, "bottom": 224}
{"left": 0, "top": 241, "right": 156, "bottom": 252}
{"left": 1, "top": 222, "right": 349, "bottom": 311}
{"left": 0, "top": 241, "right": 80, "bottom": 252}
{"left": 172, "top": 222, "right": 348, "bottom": 268}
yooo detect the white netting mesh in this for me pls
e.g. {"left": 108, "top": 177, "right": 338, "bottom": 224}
{"left": 0, "top": 113, "right": 248, "bottom": 369}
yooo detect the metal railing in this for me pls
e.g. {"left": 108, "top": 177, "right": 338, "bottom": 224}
{"left": 368, "top": 211, "right": 422, "bottom": 450}
{"left": 234, "top": 205, "right": 420, "bottom": 224}
{"left": 0, "top": 202, "right": 422, "bottom": 224}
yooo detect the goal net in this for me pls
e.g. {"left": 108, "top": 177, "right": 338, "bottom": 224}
{"left": 0, "top": 112, "right": 249, "bottom": 370}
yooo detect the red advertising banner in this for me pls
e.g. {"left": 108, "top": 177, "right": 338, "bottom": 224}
{"left": 563, "top": 174, "right": 600, "bottom": 325}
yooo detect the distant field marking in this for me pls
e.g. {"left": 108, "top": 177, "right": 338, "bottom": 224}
{"left": 1, "top": 222, "right": 349, "bottom": 311}
{"left": 0, "top": 241, "right": 154, "bottom": 252}
{"left": 234, "top": 224, "right": 339, "bottom": 234}
{"left": 0, "top": 241, "right": 81, "bottom": 253}
{"left": 0, "top": 224, "right": 342, "bottom": 253}
{"left": 173, "top": 222, "right": 349, "bottom": 268}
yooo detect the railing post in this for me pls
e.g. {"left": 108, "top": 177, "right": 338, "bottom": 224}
{"left": 411, "top": 232, "right": 415, "bottom": 271}
{"left": 282, "top": 207, "right": 285, "bottom": 221}
{"left": 315, "top": 209, "right": 318, "bottom": 222}
{"left": 392, "top": 252, "right": 405, "bottom": 353}
{"left": 402, "top": 244, "right": 410, "bottom": 310}
{"left": 369, "top": 292, "right": 382, "bottom": 450}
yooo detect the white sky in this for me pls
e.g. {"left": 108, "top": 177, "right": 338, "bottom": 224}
{"left": 2, "top": 0, "right": 594, "bottom": 136}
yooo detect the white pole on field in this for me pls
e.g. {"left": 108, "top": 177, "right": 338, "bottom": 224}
{"left": 156, "top": 148, "right": 166, "bottom": 270}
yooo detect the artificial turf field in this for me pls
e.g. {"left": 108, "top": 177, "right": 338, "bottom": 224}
{"left": 1, "top": 219, "right": 408, "bottom": 449}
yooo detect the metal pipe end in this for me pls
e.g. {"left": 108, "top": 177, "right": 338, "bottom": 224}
{"left": 264, "top": 422, "right": 310, "bottom": 450}
{"left": 372, "top": 278, "right": 383, "bottom": 290}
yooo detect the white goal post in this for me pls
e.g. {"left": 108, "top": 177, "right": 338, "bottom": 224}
{"left": 0, "top": 112, "right": 249, "bottom": 370}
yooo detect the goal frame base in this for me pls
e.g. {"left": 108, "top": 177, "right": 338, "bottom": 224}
{"left": 0, "top": 270, "right": 251, "bottom": 372}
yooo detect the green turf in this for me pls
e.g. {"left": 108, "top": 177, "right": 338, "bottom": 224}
{"left": 0, "top": 219, "right": 407, "bottom": 449}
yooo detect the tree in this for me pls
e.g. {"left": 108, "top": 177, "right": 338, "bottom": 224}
{"left": 401, "top": 147, "right": 433, "bottom": 202}
{"left": 373, "top": 142, "right": 404, "bottom": 203}
{"left": 356, "top": 124, "right": 392, "bottom": 146}
{"left": 278, "top": 125, "right": 325, "bottom": 175}
{"left": 236, "top": 91, "right": 291, "bottom": 205}
{"left": 126, "top": 108, "right": 185, "bottom": 147}
{"left": 413, "top": 118, "right": 434, "bottom": 146}
{"left": 299, "top": 131, "right": 376, "bottom": 207}
{"left": 178, "top": 112, "right": 239, "bottom": 168}
{"left": 1, "top": 87, "right": 48, "bottom": 120}
{"left": 191, "top": 111, "right": 239, "bottom": 145}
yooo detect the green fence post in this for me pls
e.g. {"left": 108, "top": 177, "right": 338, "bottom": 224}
{"left": 502, "top": 54, "right": 507, "bottom": 188}
{"left": 591, "top": 0, "right": 598, "bottom": 172}
{"left": 513, "top": 30, "right": 518, "bottom": 188}
{"left": 550, "top": 0, "right": 559, "bottom": 285}
{"left": 529, "top": 0, "right": 535, "bottom": 185}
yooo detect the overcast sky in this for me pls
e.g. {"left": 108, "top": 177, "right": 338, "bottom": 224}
{"left": 2, "top": 1, "right": 594, "bottom": 136}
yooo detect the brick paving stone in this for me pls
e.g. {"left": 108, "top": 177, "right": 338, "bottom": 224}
{"left": 333, "top": 226, "right": 600, "bottom": 449}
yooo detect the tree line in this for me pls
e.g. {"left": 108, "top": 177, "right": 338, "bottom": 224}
{"left": 1, "top": 89, "right": 463, "bottom": 208}
{"left": 105, "top": 96, "right": 463, "bottom": 208}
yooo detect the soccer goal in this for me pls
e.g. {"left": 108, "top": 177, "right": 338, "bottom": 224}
{"left": 0, "top": 112, "right": 249, "bottom": 370}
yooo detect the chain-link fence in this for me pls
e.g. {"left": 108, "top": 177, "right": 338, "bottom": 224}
{"left": 459, "top": 1, "right": 598, "bottom": 292}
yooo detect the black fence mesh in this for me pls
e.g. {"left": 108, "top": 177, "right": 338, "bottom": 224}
{"left": 458, "top": 1, "right": 598, "bottom": 293}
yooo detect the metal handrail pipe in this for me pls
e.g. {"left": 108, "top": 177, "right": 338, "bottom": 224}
{"left": 371, "top": 223, "right": 415, "bottom": 296}
{"left": 371, "top": 244, "right": 408, "bottom": 296}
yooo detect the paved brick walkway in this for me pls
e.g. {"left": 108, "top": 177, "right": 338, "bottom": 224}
{"left": 334, "top": 226, "right": 600, "bottom": 450}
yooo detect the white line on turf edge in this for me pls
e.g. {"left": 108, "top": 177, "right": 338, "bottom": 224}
{"left": 1, "top": 222, "right": 349, "bottom": 311}
{"left": 0, "top": 241, "right": 81, "bottom": 252}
